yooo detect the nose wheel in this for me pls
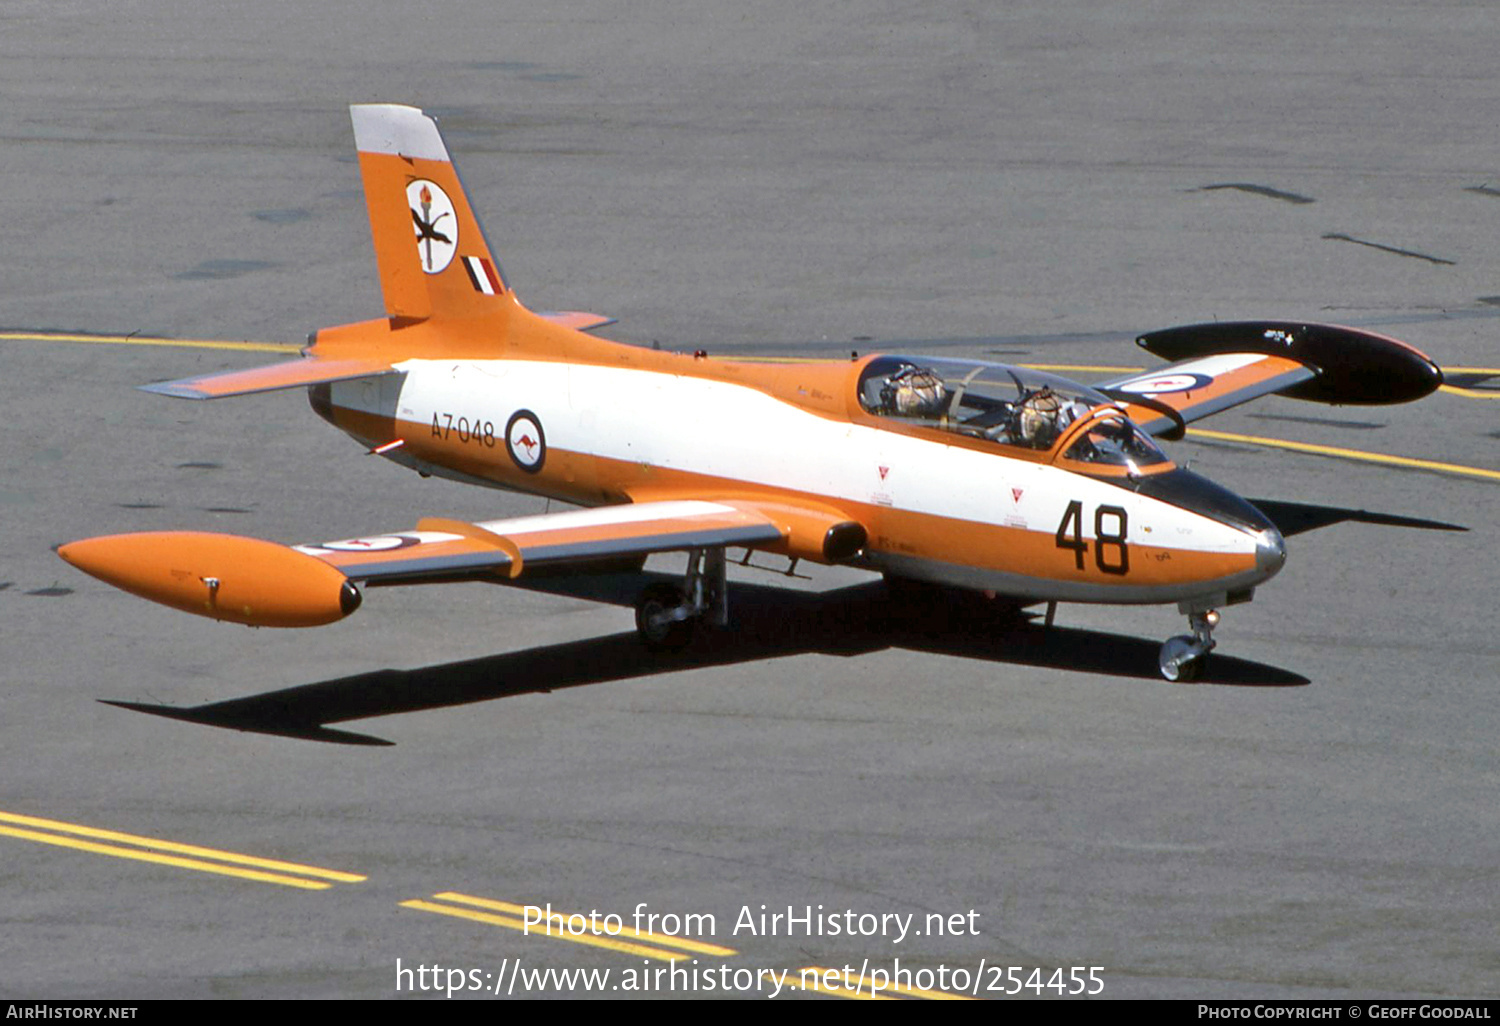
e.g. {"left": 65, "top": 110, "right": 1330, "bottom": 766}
{"left": 1159, "top": 609, "right": 1218, "bottom": 682}
{"left": 634, "top": 547, "right": 728, "bottom": 652}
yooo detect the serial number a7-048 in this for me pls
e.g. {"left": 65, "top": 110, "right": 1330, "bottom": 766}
{"left": 431, "top": 412, "right": 496, "bottom": 447}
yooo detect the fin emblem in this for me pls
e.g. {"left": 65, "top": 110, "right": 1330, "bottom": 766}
{"left": 407, "top": 179, "right": 457, "bottom": 273}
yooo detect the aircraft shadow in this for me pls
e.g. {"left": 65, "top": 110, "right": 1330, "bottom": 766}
{"left": 102, "top": 575, "right": 1308, "bottom": 745}
{"left": 1248, "top": 498, "right": 1467, "bottom": 538}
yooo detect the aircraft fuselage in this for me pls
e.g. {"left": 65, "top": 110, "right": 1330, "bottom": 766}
{"left": 312, "top": 354, "right": 1285, "bottom": 607}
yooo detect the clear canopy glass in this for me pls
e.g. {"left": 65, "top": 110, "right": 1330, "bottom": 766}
{"left": 856, "top": 355, "right": 1169, "bottom": 467}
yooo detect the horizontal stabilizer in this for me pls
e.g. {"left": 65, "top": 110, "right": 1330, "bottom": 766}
{"left": 141, "top": 357, "right": 397, "bottom": 400}
{"left": 537, "top": 311, "right": 618, "bottom": 332}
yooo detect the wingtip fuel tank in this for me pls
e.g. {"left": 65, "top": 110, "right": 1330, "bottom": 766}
{"left": 58, "top": 532, "right": 360, "bottom": 628}
{"left": 1136, "top": 321, "right": 1442, "bottom": 404}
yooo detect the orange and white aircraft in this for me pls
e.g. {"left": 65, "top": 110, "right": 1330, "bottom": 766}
{"left": 58, "top": 104, "right": 1444, "bottom": 681}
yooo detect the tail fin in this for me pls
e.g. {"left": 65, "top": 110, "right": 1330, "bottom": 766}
{"left": 350, "top": 103, "right": 516, "bottom": 323}
{"left": 137, "top": 104, "right": 615, "bottom": 401}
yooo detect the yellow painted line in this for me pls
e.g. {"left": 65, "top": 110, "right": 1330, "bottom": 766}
{"left": 400, "top": 899, "right": 690, "bottom": 962}
{"left": 0, "top": 824, "right": 331, "bottom": 889}
{"left": 768, "top": 970, "right": 898, "bottom": 1001}
{"left": 435, "top": 893, "right": 737, "bottom": 956}
{"left": 0, "top": 331, "right": 299, "bottom": 354}
{"left": 801, "top": 965, "right": 974, "bottom": 1001}
{"left": 5, "top": 332, "right": 1487, "bottom": 385}
{"left": 19, "top": 326, "right": 1497, "bottom": 409}
{"left": 1186, "top": 428, "right": 1500, "bottom": 482}
{"left": 1440, "top": 384, "right": 1500, "bottom": 400}
{"left": 1020, "top": 362, "right": 1141, "bottom": 374}
{"left": 0, "top": 809, "right": 365, "bottom": 883}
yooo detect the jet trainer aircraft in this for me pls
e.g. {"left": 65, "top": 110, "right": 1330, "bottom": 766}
{"left": 58, "top": 104, "right": 1443, "bottom": 681}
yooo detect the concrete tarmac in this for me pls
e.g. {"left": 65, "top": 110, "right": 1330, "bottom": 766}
{"left": 1, "top": 0, "right": 1496, "bottom": 1000}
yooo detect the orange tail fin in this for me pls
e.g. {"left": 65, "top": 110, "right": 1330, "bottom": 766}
{"left": 350, "top": 103, "right": 517, "bottom": 324}
{"left": 140, "top": 104, "right": 620, "bottom": 398}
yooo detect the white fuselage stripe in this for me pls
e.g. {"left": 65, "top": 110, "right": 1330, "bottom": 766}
{"left": 335, "top": 359, "right": 1257, "bottom": 560}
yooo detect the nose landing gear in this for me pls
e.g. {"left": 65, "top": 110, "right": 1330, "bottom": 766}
{"left": 1159, "top": 608, "right": 1219, "bottom": 682}
{"left": 634, "top": 547, "right": 728, "bottom": 651}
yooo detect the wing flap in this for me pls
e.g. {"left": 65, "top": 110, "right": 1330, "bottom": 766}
{"left": 141, "top": 357, "right": 397, "bottom": 400}
{"left": 1097, "top": 352, "right": 1316, "bottom": 436}
{"left": 295, "top": 500, "right": 787, "bottom": 584}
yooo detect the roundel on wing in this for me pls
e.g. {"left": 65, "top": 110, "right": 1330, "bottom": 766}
{"left": 1116, "top": 372, "right": 1214, "bottom": 396}
{"left": 506, "top": 410, "right": 546, "bottom": 474}
{"left": 319, "top": 535, "right": 420, "bottom": 553}
{"left": 407, "top": 179, "right": 458, "bottom": 274}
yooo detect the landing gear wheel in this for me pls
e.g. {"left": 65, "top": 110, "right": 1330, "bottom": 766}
{"left": 1158, "top": 607, "right": 1219, "bottom": 682}
{"left": 1159, "top": 636, "right": 1205, "bottom": 682}
{"left": 635, "top": 583, "right": 696, "bottom": 652}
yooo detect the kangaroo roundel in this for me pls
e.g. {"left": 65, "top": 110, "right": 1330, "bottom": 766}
{"left": 407, "top": 179, "right": 457, "bottom": 274}
{"left": 506, "top": 410, "right": 545, "bottom": 473}
{"left": 1114, "top": 372, "right": 1213, "bottom": 396}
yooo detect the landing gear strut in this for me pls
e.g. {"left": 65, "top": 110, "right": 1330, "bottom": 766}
{"left": 1159, "top": 608, "right": 1219, "bottom": 682}
{"left": 634, "top": 547, "right": 727, "bottom": 651}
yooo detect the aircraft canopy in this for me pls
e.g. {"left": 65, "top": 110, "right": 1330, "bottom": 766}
{"left": 857, "top": 355, "right": 1169, "bottom": 468}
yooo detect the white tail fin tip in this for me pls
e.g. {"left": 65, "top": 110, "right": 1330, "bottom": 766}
{"left": 350, "top": 104, "right": 450, "bottom": 162}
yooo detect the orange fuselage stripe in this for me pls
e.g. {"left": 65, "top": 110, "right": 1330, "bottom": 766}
{"left": 320, "top": 402, "right": 1253, "bottom": 592}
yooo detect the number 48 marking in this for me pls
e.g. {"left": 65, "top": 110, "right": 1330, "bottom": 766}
{"left": 1055, "top": 500, "right": 1130, "bottom": 575}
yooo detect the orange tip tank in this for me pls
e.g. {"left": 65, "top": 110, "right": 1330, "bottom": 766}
{"left": 57, "top": 531, "right": 360, "bottom": 627}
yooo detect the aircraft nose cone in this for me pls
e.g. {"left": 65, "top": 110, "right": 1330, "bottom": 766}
{"left": 1255, "top": 526, "right": 1287, "bottom": 578}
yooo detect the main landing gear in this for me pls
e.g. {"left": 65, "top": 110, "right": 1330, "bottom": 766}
{"left": 634, "top": 547, "right": 728, "bottom": 651}
{"left": 1158, "top": 608, "right": 1219, "bottom": 682}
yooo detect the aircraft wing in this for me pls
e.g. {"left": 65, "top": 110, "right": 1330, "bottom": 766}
{"left": 59, "top": 497, "right": 868, "bottom": 627}
{"left": 295, "top": 500, "right": 787, "bottom": 585}
{"left": 1095, "top": 352, "right": 1315, "bottom": 438}
{"left": 1096, "top": 321, "right": 1444, "bottom": 437}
